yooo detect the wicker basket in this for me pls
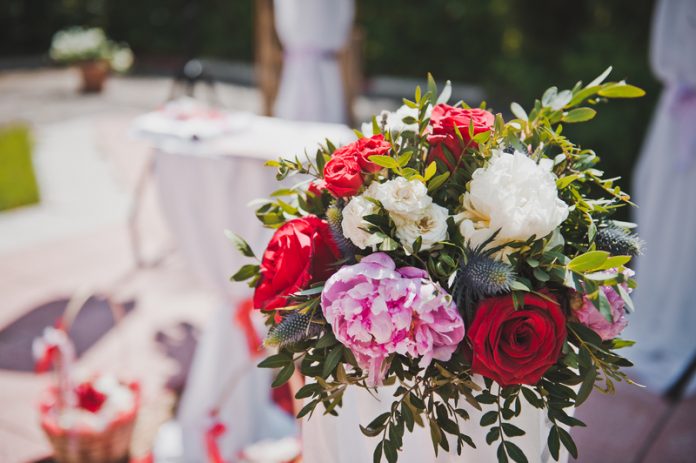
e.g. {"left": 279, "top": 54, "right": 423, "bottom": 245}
{"left": 40, "top": 381, "right": 140, "bottom": 463}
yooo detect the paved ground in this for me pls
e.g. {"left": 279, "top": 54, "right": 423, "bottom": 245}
{"left": 1, "top": 68, "right": 694, "bottom": 462}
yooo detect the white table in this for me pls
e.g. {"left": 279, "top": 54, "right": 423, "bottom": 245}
{"left": 148, "top": 114, "right": 355, "bottom": 461}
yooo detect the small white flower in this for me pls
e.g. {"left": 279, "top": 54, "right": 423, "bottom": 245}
{"left": 361, "top": 104, "right": 432, "bottom": 136}
{"left": 394, "top": 203, "right": 449, "bottom": 252}
{"left": 370, "top": 177, "right": 432, "bottom": 220}
{"left": 342, "top": 187, "right": 384, "bottom": 250}
{"left": 455, "top": 150, "right": 569, "bottom": 257}
{"left": 110, "top": 46, "right": 133, "bottom": 73}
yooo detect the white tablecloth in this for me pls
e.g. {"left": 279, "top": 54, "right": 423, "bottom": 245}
{"left": 151, "top": 114, "right": 355, "bottom": 461}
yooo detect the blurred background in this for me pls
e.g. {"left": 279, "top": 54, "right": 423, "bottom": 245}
{"left": 2, "top": 1, "right": 694, "bottom": 462}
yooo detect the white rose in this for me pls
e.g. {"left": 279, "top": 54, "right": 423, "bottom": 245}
{"left": 394, "top": 203, "right": 449, "bottom": 253}
{"left": 361, "top": 104, "right": 432, "bottom": 136}
{"left": 369, "top": 177, "right": 432, "bottom": 220}
{"left": 341, "top": 192, "right": 384, "bottom": 250}
{"left": 455, "top": 150, "right": 569, "bottom": 255}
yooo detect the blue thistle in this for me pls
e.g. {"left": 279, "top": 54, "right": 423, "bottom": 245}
{"left": 595, "top": 224, "right": 644, "bottom": 257}
{"left": 326, "top": 206, "right": 356, "bottom": 259}
{"left": 264, "top": 312, "right": 321, "bottom": 349}
{"left": 452, "top": 252, "right": 515, "bottom": 323}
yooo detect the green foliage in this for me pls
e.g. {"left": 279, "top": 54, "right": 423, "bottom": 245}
{"left": 0, "top": 125, "right": 40, "bottom": 211}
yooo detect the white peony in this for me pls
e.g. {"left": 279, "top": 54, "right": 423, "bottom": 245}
{"left": 370, "top": 177, "right": 432, "bottom": 220}
{"left": 455, "top": 150, "right": 569, "bottom": 256}
{"left": 393, "top": 203, "right": 449, "bottom": 252}
{"left": 361, "top": 104, "right": 432, "bottom": 136}
{"left": 341, "top": 187, "right": 384, "bottom": 250}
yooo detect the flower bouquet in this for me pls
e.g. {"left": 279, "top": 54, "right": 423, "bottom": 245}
{"left": 50, "top": 26, "right": 133, "bottom": 93}
{"left": 231, "top": 69, "right": 645, "bottom": 462}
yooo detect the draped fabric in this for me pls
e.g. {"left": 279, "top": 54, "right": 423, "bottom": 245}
{"left": 147, "top": 115, "right": 355, "bottom": 460}
{"left": 625, "top": 0, "right": 696, "bottom": 396}
{"left": 273, "top": 0, "right": 355, "bottom": 123}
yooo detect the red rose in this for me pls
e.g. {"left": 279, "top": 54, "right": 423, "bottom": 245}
{"left": 323, "top": 154, "right": 363, "bottom": 197}
{"left": 332, "top": 134, "right": 391, "bottom": 173}
{"left": 253, "top": 216, "right": 340, "bottom": 313}
{"left": 467, "top": 293, "right": 566, "bottom": 386}
{"left": 75, "top": 382, "right": 107, "bottom": 413}
{"left": 427, "top": 103, "right": 494, "bottom": 169}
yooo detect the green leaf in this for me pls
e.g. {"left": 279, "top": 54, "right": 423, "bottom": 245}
{"left": 533, "top": 267, "right": 550, "bottom": 282}
{"left": 424, "top": 161, "right": 437, "bottom": 181}
{"left": 598, "top": 83, "right": 645, "bottom": 98}
{"left": 379, "top": 237, "right": 399, "bottom": 252}
{"left": 360, "top": 424, "right": 383, "bottom": 437}
{"left": 558, "top": 427, "right": 578, "bottom": 459}
{"left": 258, "top": 352, "right": 292, "bottom": 368}
{"left": 231, "top": 264, "right": 259, "bottom": 281}
{"left": 397, "top": 150, "right": 413, "bottom": 167}
{"left": 504, "top": 441, "right": 528, "bottom": 463}
{"left": 224, "top": 230, "right": 256, "bottom": 258}
{"left": 486, "top": 426, "right": 500, "bottom": 445}
{"left": 570, "top": 322, "right": 603, "bottom": 347}
{"left": 556, "top": 174, "right": 579, "bottom": 189}
{"left": 272, "top": 362, "right": 295, "bottom": 387}
{"left": 296, "top": 399, "right": 318, "bottom": 419}
{"left": 595, "top": 289, "right": 613, "bottom": 322}
{"left": 562, "top": 107, "right": 596, "bottom": 123}
{"left": 497, "top": 443, "right": 509, "bottom": 463}
{"left": 322, "top": 345, "right": 344, "bottom": 378}
{"left": 542, "top": 87, "right": 558, "bottom": 107}
{"left": 383, "top": 439, "right": 398, "bottom": 463}
{"left": 427, "top": 73, "right": 438, "bottom": 104}
{"left": 316, "top": 331, "right": 338, "bottom": 349}
{"left": 501, "top": 423, "right": 525, "bottom": 437}
{"left": 480, "top": 410, "right": 498, "bottom": 426}
{"left": 547, "top": 427, "right": 560, "bottom": 461}
{"left": 576, "top": 365, "right": 596, "bottom": 408}
{"left": 369, "top": 155, "right": 398, "bottom": 169}
{"left": 373, "top": 442, "right": 383, "bottom": 463}
{"left": 567, "top": 251, "right": 609, "bottom": 273}
{"left": 427, "top": 171, "right": 450, "bottom": 192}
{"left": 510, "top": 102, "right": 528, "bottom": 121}
{"left": 594, "top": 255, "right": 631, "bottom": 271}
{"left": 429, "top": 420, "right": 442, "bottom": 456}
{"left": 294, "top": 286, "right": 324, "bottom": 296}
{"left": 521, "top": 387, "right": 543, "bottom": 408}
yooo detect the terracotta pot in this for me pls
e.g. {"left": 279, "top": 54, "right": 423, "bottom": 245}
{"left": 78, "top": 60, "right": 110, "bottom": 93}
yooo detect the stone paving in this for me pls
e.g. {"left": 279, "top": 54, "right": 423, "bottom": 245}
{"left": 0, "top": 67, "right": 694, "bottom": 462}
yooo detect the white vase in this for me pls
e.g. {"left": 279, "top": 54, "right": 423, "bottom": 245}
{"left": 301, "top": 378, "right": 570, "bottom": 463}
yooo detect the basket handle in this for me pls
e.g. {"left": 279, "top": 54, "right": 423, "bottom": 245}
{"left": 61, "top": 287, "right": 126, "bottom": 332}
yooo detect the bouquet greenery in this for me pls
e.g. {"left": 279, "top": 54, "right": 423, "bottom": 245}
{"left": 50, "top": 26, "right": 133, "bottom": 73}
{"left": 231, "top": 68, "right": 644, "bottom": 462}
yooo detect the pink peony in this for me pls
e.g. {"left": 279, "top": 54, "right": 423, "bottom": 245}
{"left": 573, "top": 270, "right": 633, "bottom": 341}
{"left": 320, "top": 253, "right": 465, "bottom": 385}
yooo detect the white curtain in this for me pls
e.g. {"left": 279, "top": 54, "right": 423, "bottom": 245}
{"left": 273, "top": 0, "right": 355, "bottom": 124}
{"left": 625, "top": 0, "right": 696, "bottom": 396}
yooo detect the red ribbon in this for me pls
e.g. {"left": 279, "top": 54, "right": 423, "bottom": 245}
{"left": 35, "top": 345, "right": 59, "bottom": 373}
{"left": 233, "top": 298, "right": 263, "bottom": 358}
{"left": 205, "top": 410, "right": 228, "bottom": 463}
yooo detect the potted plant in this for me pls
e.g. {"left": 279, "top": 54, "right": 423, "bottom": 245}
{"left": 50, "top": 27, "right": 133, "bottom": 93}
